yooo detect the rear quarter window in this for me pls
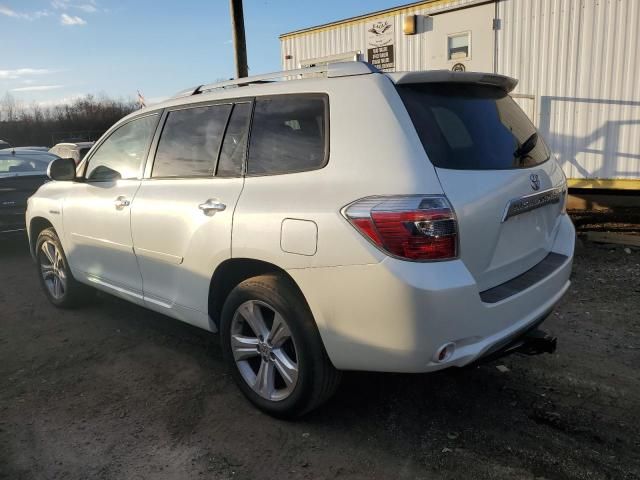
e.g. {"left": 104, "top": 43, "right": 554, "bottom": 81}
{"left": 247, "top": 94, "right": 328, "bottom": 176}
{"left": 396, "top": 83, "right": 550, "bottom": 170}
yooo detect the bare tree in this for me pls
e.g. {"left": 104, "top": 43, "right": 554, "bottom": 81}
{"left": 0, "top": 94, "right": 137, "bottom": 147}
{"left": 0, "top": 92, "right": 17, "bottom": 122}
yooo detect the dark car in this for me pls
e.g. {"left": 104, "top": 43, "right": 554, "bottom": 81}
{"left": 1, "top": 146, "right": 49, "bottom": 152}
{"left": 0, "top": 149, "right": 57, "bottom": 237}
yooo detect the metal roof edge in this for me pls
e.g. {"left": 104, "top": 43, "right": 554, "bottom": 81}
{"left": 279, "top": 0, "right": 446, "bottom": 39}
{"left": 279, "top": 0, "right": 494, "bottom": 40}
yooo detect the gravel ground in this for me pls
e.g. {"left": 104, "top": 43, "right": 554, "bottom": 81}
{"left": 1, "top": 232, "right": 639, "bottom": 480}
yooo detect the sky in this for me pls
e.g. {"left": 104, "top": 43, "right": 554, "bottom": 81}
{"left": 0, "top": 0, "right": 396, "bottom": 107}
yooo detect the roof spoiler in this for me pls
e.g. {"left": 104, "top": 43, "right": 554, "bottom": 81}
{"left": 387, "top": 70, "right": 518, "bottom": 93}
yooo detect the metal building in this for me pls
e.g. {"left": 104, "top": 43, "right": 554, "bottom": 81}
{"left": 280, "top": 0, "right": 640, "bottom": 190}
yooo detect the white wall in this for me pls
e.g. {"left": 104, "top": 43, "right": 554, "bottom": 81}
{"left": 497, "top": 0, "right": 640, "bottom": 182}
{"left": 281, "top": 0, "right": 640, "bottom": 183}
{"left": 280, "top": 0, "right": 492, "bottom": 72}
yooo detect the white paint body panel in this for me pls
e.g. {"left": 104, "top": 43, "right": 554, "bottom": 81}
{"left": 27, "top": 66, "right": 575, "bottom": 373}
{"left": 435, "top": 160, "right": 566, "bottom": 291}
{"left": 130, "top": 177, "right": 245, "bottom": 330}
{"left": 280, "top": 219, "right": 318, "bottom": 256}
{"left": 62, "top": 180, "right": 144, "bottom": 300}
{"left": 289, "top": 214, "right": 574, "bottom": 372}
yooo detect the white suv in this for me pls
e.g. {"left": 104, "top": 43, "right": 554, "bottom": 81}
{"left": 27, "top": 62, "right": 574, "bottom": 417}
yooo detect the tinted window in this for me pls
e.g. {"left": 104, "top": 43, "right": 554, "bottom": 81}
{"left": 152, "top": 104, "right": 232, "bottom": 178}
{"left": 396, "top": 84, "right": 550, "bottom": 170}
{"left": 0, "top": 156, "right": 49, "bottom": 177}
{"left": 217, "top": 102, "right": 251, "bottom": 177}
{"left": 87, "top": 115, "right": 158, "bottom": 181}
{"left": 247, "top": 95, "right": 326, "bottom": 175}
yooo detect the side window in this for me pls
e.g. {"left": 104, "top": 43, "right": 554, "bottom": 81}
{"left": 216, "top": 102, "right": 252, "bottom": 177}
{"left": 152, "top": 104, "right": 232, "bottom": 178}
{"left": 86, "top": 114, "right": 158, "bottom": 181}
{"left": 247, "top": 95, "right": 327, "bottom": 175}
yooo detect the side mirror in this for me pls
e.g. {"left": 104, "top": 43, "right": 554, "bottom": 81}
{"left": 88, "top": 165, "right": 121, "bottom": 181}
{"left": 47, "top": 157, "right": 77, "bottom": 181}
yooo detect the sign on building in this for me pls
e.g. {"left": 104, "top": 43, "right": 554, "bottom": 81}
{"left": 366, "top": 18, "right": 395, "bottom": 71}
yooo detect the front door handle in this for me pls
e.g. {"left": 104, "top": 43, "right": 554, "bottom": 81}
{"left": 114, "top": 196, "right": 130, "bottom": 209}
{"left": 198, "top": 199, "right": 226, "bottom": 215}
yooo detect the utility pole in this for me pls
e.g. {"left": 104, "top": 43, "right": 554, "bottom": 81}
{"left": 230, "top": 0, "right": 248, "bottom": 78}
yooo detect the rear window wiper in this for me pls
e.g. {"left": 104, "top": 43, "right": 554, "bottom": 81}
{"left": 514, "top": 132, "right": 538, "bottom": 159}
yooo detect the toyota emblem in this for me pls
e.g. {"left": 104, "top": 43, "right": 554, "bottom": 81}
{"left": 530, "top": 173, "right": 540, "bottom": 191}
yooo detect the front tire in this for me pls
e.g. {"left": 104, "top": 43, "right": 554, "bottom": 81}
{"left": 220, "top": 273, "right": 341, "bottom": 418}
{"left": 35, "top": 228, "right": 91, "bottom": 308}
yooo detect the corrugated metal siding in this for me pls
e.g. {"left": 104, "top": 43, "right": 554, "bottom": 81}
{"left": 497, "top": 0, "right": 640, "bottom": 180}
{"left": 281, "top": 0, "right": 485, "bottom": 71}
{"left": 281, "top": 0, "right": 640, "bottom": 181}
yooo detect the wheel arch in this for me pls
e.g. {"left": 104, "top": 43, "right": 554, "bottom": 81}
{"left": 29, "top": 216, "right": 55, "bottom": 259}
{"left": 208, "top": 258, "right": 311, "bottom": 331}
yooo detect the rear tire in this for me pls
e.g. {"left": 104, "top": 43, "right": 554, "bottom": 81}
{"left": 35, "top": 228, "right": 92, "bottom": 308}
{"left": 220, "top": 273, "right": 341, "bottom": 418}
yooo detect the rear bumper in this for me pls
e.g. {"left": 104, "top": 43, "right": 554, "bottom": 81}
{"left": 288, "top": 214, "right": 574, "bottom": 373}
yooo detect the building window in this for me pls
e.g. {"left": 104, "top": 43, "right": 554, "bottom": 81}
{"left": 448, "top": 32, "right": 470, "bottom": 61}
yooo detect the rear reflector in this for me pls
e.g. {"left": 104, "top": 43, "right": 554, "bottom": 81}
{"left": 343, "top": 195, "right": 458, "bottom": 261}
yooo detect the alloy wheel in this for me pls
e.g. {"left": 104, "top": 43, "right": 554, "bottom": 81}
{"left": 230, "top": 300, "right": 299, "bottom": 401}
{"left": 39, "top": 240, "right": 67, "bottom": 300}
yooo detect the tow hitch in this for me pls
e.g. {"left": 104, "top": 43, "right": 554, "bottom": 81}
{"left": 475, "top": 328, "right": 557, "bottom": 365}
{"left": 514, "top": 329, "right": 557, "bottom": 356}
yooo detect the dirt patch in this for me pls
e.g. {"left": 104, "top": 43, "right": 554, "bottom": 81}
{"left": 1, "top": 235, "right": 639, "bottom": 479}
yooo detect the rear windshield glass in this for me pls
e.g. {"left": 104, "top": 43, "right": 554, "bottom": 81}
{"left": 0, "top": 156, "right": 49, "bottom": 177}
{"left": 396, "top": 83, "right": 550, "bottom": 170}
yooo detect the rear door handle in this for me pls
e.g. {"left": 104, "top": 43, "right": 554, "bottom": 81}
{"left": 198, "top": 199, "right": 226, "bottom": 215}
{"left": 114, "top": 196, "right": 130, "bottom": 209}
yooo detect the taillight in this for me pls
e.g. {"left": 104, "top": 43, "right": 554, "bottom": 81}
{"left": 343, "top": 195, "right": 458, "bottom": 261}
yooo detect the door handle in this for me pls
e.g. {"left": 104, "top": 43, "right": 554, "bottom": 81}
{"left": 114, "top": 196, "right": 131, "bottom": 209}
{"left": 198, "top": 199, "right": 226, "bottom": 215}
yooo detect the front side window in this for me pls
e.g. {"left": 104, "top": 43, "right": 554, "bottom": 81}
{"left": 152, "top": 104, "right": 232, "bottom": 178}
{"left": 247, "top": 95, "right": 327, "bottom": 175}
{"left": 86, "top": 114, "right": 159, "bottom": 181}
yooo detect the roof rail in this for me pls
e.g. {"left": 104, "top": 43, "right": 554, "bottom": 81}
{"left": 172, "top": 61, "right": 380, "bottom": 98}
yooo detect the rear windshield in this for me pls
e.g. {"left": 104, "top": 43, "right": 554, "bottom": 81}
{"left": 0, "top": 156, "right": 49, "bottom": 177}
{"left": 396, "top": 83, "right": 550, "bottom": 170}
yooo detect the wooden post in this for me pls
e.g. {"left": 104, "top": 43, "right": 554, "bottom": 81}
{"left": 230, "top": 0, "right": 248, "bottom": 78}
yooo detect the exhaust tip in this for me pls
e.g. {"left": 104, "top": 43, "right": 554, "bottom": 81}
{"left": 434, "top": 342, "right": 456, "bottom": 363}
